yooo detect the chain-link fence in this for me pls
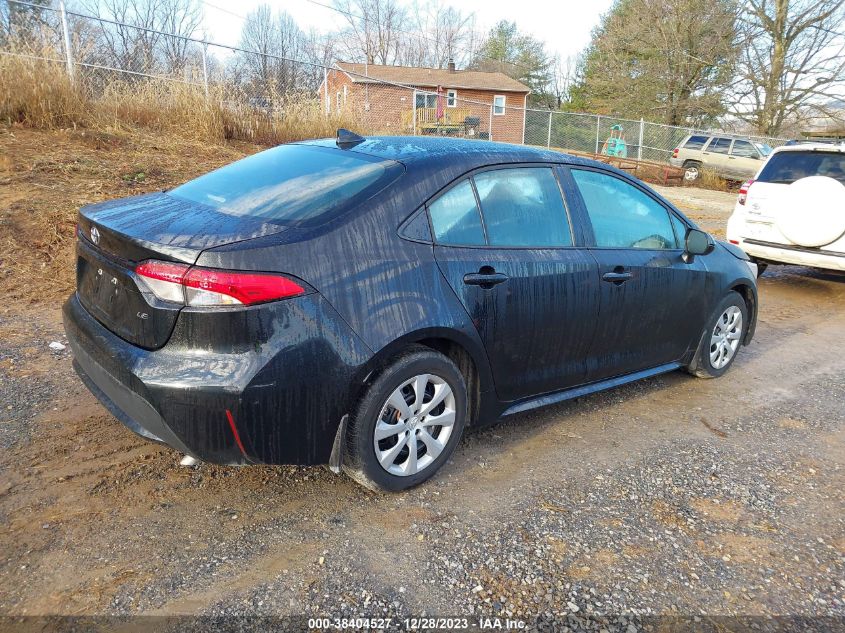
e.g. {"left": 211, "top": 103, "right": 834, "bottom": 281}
{"left": 2, "top": 0, "right": 790, "bottom": 163}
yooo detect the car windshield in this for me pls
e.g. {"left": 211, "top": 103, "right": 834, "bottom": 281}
{"left": 754, "top": 142, "right": 773, "bottom": 156}
{"left": 757, "top": 151, "right": 845, "bottom": 185}
{"left": 169, "top": 144, "right": 403, "bottom": 225}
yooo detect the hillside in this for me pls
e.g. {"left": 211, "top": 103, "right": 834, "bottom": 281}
{"left": 0, "top": 126, "right": 257, "bottom": 302}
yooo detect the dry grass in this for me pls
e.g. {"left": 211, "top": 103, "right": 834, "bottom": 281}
{"left": 0, "top": 53, "right": 362, "bottom": 145}
{"left": 0, "top": 53, "right": 368, "bottom": 303}
{"left": 0, "top": 126, "right": 254, "bottom": 303}
{"left": 694, "top": 168, "right": 732, "bottom": 192}
{"left": 0, "top": 53, "right": 89, "bottom": 128}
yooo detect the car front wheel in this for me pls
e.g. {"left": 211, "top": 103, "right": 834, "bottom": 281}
{"left": 686, "top": 292, "right": 749, "bottom": 378}
{"left": 343, "top": 347, "right": 467, "bottom": 492}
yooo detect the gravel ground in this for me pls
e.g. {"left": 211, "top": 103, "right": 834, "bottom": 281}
{"left": 1, "top": 191, "right": 844, "bottom": 632}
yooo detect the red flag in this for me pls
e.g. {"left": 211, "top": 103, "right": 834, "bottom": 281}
{"left": 436, "top": 86, "right": 444, "bottom": 120}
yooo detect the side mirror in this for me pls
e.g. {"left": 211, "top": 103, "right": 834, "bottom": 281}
{"left": 683, "top": 228, "right": 713, "bottom": 263}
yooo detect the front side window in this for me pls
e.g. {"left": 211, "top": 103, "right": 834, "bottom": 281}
{"left": 447, "top": 89, "right": 457, "bottom": 107}
{"left": 428, "top": 180, "right": 486, "bottom": 246}
{"left": 571, "top": 169, "right": 679, "bottom": 250}
{"left": 493, "top": 95, "right": 506, "bottom": 115}
{"left": 684, "top": 135, "right": 708, "bottom": 150}
{"left": 731, "top": 140, "right": 759, "bottom": 158}
{"left": 473, "top": 168, "right": 572, "bottom": 247}
{"left": 707, "top": 137, "right": 732, "bottom": 154}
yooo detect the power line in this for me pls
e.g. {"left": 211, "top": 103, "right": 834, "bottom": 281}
{"left": 200, "top": 0, "right": 248, "bottom": 22}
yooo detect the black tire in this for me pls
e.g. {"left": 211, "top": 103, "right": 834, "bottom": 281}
{"left": 683, "top": 160, "right": 702, "bottom": 181}
{"left": 686, "top": 291, "right": 749, "bottom": 379}
{"left": 343, "top": 347, "right": 467, "bottom": 492}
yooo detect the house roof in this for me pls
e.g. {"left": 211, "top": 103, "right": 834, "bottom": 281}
{"left": 335, "top": 62, "right": 530, "bottom": 94}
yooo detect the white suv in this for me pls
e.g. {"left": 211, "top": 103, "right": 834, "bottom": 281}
{"left": 726, "top": 143, "right": 845, "bottom": 274}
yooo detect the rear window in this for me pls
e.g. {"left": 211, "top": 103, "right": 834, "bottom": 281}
{"left": 169, "top": 144, "right": 403, "bottom": 224}
{"left": 757, "top": 151, "right": 845, "bottom": 185}
{"left": 684, "top": 135, "right": 708, "bottom": 150}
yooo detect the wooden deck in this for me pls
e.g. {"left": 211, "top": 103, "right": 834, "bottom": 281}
{"left": 401, "top": 107, "right": 472, "bottom": 132}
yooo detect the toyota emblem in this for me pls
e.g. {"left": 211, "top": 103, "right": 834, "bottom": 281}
{"left": 90, "top": 226, "right": 100, "bottom": 245}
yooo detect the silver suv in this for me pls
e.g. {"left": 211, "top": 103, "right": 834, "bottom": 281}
{"left": 671, "top": 134, "right": 773, "bottom": 181}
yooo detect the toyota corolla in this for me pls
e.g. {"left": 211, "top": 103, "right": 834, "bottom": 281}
{"left": 63, "top": 132, "right": 758, "bottom": 491}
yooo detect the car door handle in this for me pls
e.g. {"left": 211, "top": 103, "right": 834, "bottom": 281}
{"left": 463, "top": 271, "right": 509, "bottom": 287}
{"left": 602, "top": 271, "right": 633, "bottom": 284}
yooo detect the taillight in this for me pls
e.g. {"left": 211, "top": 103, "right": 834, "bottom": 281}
{"left": 738, "top": 179, "right": 754, "bottom": 205}
{"left": 672, "top": 148, "right": 679, "bottom": 158}
{"left": 135, "top": 260, "right": 305, "bottom": 306}
{"left": 135, "top": 261, "right": 189, "bottom": 303}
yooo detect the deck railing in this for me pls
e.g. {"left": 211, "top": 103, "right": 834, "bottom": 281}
{"left": 401, "top": 107, "right": 472, "bottom": 131}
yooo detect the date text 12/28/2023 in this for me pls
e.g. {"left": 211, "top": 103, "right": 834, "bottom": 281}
{"left": 307, "top": 617, "right": 527, "bottom": 630}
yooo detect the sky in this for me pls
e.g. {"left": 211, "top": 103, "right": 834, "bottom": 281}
{"left": 199, "top": 0, "right": 615, "bottom": 64}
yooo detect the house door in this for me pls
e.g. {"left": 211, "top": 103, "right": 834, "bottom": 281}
{"left": 413, "top": 90, "right": 437, "bottom": 134}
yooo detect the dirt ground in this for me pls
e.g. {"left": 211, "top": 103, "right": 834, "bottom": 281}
{"left": 0, "top": 127, "right": 843, "bottom": 628}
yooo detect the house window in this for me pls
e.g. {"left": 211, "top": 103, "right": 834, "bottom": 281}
{"left": 415, "top": 92, "right": 437, "bottom": 108}
{"left": 447, "top": 89, "right": 457, "bottom": 107}
{"left": 493, "top": 95, "right": 506, "bottom": 115}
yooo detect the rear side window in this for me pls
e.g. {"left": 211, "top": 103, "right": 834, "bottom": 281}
{"left": 571, "top": 169, "right": 678, "bottom": 250}
{"left": 731, "top": 140, "right": 759, "bottom": 158}
{"left": 757, "top": 151, "right": 845, "bottom": 185}
{"left": 428, "top": 180, "right": 486, "bottom": 245}
{"left": 169, "top": 144, "right": 402, "bottom": 225}
{"left": 473, "top": 168, "right": 572, "bottom": 247}
{"left": 707, "top": 138, "right": 732, "bottom": 154}
{"left": 684, "top": 135, "right": 708, "bottom": 150}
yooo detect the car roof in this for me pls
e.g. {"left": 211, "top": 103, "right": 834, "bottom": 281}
{"left": 685, "top": 132, "right": 765, "bottom": 142}
{"left": 296, "top": 135, "right": 608, "bottom": 171}
{"left": 770, "top": 142, "right": 845, "bottom": 155}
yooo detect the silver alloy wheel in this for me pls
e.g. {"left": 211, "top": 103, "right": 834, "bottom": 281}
{"left": 373, "top": 373, "right": 456, "bottom": 477}
{"left": 684, "top": 166, "right": 700, "bottom": 180}
{"left": 710, "top": 306, "right": 743, "bottom": 370}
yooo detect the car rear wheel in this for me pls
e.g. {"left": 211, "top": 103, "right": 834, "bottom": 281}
{"left": 683, "top": 161, "right": 702, "bottom": 181}
{"left": 686, "top": 292, "right": 748, "bottom": 379}
{"left": 343, "top": 347, "right": 467, "bottom": 492}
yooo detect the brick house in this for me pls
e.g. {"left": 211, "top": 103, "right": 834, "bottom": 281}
{"left": 320, "top": 61, "right": 531, "bottom": 145}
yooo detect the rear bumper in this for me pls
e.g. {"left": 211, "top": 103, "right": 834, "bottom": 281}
{"left": 63, "top": 292, "right": 372, "bottom": 465}
{"left": 731, "top": 237, "right": 845, "bottom": 272}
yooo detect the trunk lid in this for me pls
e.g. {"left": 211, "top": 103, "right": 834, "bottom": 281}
{"left": 76, "top": 192, "right": 288, "bottom": 349}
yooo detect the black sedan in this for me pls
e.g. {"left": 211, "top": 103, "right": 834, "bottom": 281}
{"left": 63, "top": 132, "right": 758, "bottom": 491}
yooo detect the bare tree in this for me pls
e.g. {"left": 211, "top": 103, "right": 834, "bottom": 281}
{"left": 302, "top": 29, "right": 335, "bottom": 91}
{"left": 79, "top": 0, "right": 202, "bottom": 75}
{"left": 402, "top": 1, "right": 475, "bottom": 68}
{"left": 158, "top": 0, "right": 202, "bottom": 73}
{"left": 539, "top": 54, "right": 577, "bottom": 110}
{"left": 731, "top": 0, "right": 845, "bottom": 135}
{"left": 1, "top": 0, "right": 56, "bottom": 49}
{"left": 235, "top": 4, "right": 308, "bottom": 99}
{"left": 333, "top": 0, "right": 407, "bottom": 64}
